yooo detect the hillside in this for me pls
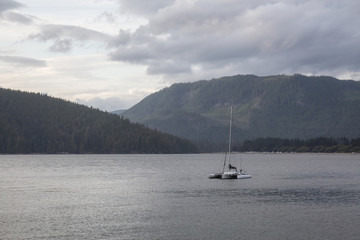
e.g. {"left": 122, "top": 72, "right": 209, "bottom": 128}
{"left": 0, "top": 88, "right": 197, "bottom": 154}
{"left": 121, "top": 74, "right": 360, "bottom": 150}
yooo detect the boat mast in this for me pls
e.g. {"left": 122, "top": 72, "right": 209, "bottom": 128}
{"left": 222, "top": 106, "right": 233, "bottom": 172}
{"left": 228, "top": 106, "right": 233, "bottom": 163}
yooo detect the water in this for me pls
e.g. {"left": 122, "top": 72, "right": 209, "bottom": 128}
{"left": 1, "top": 153, "right": 359, "bottom": 240}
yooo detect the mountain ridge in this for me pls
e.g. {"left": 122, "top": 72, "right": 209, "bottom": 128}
{"left": 121, "top": 74, "right": 360, "bottom": 149}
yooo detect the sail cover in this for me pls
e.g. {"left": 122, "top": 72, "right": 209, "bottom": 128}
{"left": 228, "top": 164, "right": 237, "bottom": 170}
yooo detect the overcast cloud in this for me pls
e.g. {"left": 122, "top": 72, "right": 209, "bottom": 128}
{"left": 29, "top": 24, "right": 112, "bottom": 52}
{"left": 0, "top": 0, "right": 23, "bottom": 12}
{"left": 110, "top": 0, "right": 360, "bottom": 80}
{"left": 0, "top": 55, "right": 46, "bottom": 67}
{"left": 1, "top": 0, "right": 360, "bottom": 110}
{"left": 0, "top": 0, "right": 34, "bottom": 24}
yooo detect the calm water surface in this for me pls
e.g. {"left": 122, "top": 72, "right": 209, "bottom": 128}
{"left": 1, "top": 153, "right": 359, "bottom": 240}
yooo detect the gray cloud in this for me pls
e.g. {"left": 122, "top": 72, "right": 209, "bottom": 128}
{"left": 109, "top": 0, "right": 360, "bottom": 80}
{"left": 117, "top": 0, "right": 175, "bottom": 16}
{"left": 0, "top": 0, "right": 23, "bottom": 13}
{"left": 0, "top": 0, "right": 34, "bottom": 24}
{"left": 49, "top": 39, "right": 73, "bottom": 52}
{"left": 147, "top": 60, "right": 191, "bottom": 75}
{"left": 0, "top": 55, "right": 46, "bottom": 67}
{"left": 29, "top": 24, "right": 112, "bottom": 52}
{"left": 2, "top": 11, "right": 33, "bottom": 24}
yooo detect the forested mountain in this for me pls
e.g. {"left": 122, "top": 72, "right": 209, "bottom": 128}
{"left": 121, "top": 74, "right": 360, "bottom": 150}
{"left": 0, "top": 88, "right": 197, "bottom": 154}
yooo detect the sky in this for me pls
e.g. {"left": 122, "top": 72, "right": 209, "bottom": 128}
{"left": 1, "top": 0, "right": 360, "bottom": 111}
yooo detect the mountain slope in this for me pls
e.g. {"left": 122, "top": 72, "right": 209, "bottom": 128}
{"left": 122, "top": 74, "right": 360, "bottom": 148}
{"left": 0, "top": 88, "right": 197, "bottom": 153}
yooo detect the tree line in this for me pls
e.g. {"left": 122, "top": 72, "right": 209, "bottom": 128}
{"left": 0, "top": 88, "right": 197, "bottom": 154}
{"left": 234, "top": 137, "right": 360, "bottom": 153}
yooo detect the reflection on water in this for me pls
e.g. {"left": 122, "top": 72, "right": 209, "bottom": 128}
{"left": 250, "top": 188, "right": 359, "bottom": 205}
{"left": 163, "top": 187, "right": 360, "bottom": 205}
{"left": 1, "top": 154, "right": 359, "bottom": 240}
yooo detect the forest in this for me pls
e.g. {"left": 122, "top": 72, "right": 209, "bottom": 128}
{"left": 1, "top": 84, "right": 359, "bottom": 154}
{"left": 234, "top": 137, "right": 360, "bottom": 153}
{"left": 0, "top": 88, "right": 197, "bottom": 154}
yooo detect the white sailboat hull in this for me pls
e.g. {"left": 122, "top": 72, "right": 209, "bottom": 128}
{"left": 221, "top": 171, "right": 238, "bottom": 179}
{"left": 208, "top": 172, "right": 222, "bottom": 179}
{"left": 237, "top": 174, "right": 252, "bottom": 179}
{"left": 210, "top": 172, "right": 252, "bottom": 179}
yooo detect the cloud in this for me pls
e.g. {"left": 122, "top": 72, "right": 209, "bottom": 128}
{"left": 0, "top": 0, "right": 23, "bottom": 13}
{"left": 2, "top": 11, "right": 33, "bottom": 24}
{"left": 109, "top": 0, "right": 360, "bottom": 80}
{"left": 76, "top": 96, "right": 137, "bottom": 111}
{"left": 29, "top": 24, "right": 112, "bottom": 52}
{"left": 0, "top": 55, "right": 46, "bottom": 67}
{"left": 117, "top": 0, "right": 175, "bottom": 16}
{"left": 76, "top": 97, "right": 122, "bottom": 111}
{"left": 77, "top": 86, "right": 159, "bottom": 111}
{"left": 0, "top": 0, "right": 34, "bottom": 24}
{"left": 95, "top": 11, "right": 118, "bottom": 23}
{"left": 49, "top": 39, "right": 73, "bottom": 53}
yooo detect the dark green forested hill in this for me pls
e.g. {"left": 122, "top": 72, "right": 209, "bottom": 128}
{"left": 121, "top": 74, "right": 360, "bottom": 150}
{"left": 0, "top": 88, "right": 197, "bottom": 154}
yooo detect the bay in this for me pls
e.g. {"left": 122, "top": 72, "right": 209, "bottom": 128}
{"left": 1, "top": 153, "right": 359, "bottom": 240}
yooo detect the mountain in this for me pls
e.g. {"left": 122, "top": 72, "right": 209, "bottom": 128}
{"left": 111, "top": 109, "right": 126, "bottom": 115}
{"left": 0, "top": 88, "right": 197, "bottom": 154}
{"left": 121, "top": 74, "right": 360, "bottom": 150}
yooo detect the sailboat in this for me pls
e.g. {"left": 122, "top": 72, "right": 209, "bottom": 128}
{"left": 208, "top": 106, "right": 252, "bottom": 179}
